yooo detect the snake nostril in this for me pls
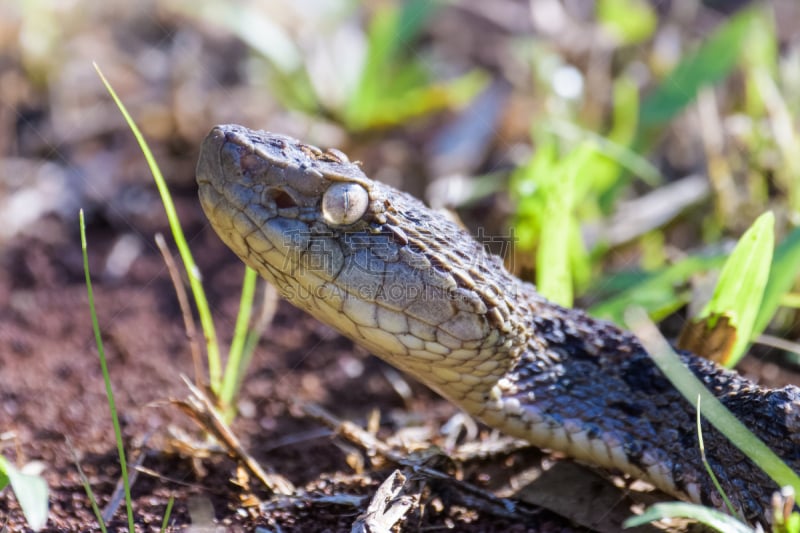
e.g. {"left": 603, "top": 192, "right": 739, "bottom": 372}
{"left": 270, "top": 189, "right": 297, "bottom": 209}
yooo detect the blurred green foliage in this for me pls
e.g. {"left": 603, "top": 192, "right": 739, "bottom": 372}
{"left": 0, "top": 455, "right": 48, "bottom": 532}
{"left": 639, "top": 8, "right": 759, "bottom": 128}
{"left": 623, "top": 501, "right": 754, "bottom": 532}
{"left": 511, "top": 141, "right": 594, "bottom": 306}
{"left": 511, "top": 4, "right": 800, "bottom": 363}
{"left": 589, "top": 253, "right": 727, "bottom": 324}
{"left": 341, "top": 0, "right": 487, "bottom": 130}
{"left": 185, "top": 0, "right": 487, "bottom": 131}
{"left": 598, "top": 0, "right": 657, "bottom": 45}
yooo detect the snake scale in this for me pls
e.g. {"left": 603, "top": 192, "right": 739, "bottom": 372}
{"left": 196, "top": 124, "right": 800, "bottom": 525}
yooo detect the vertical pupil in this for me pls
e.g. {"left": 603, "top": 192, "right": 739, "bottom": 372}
{"left": 322, "top": 182, "right": 368, "bottom": 225}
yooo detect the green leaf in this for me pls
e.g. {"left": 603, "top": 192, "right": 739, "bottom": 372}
{"left": 739, "top": 8, "right": 777, "bottom": 73}
{"left": 785, "top": 512, "right": 800, "bottom": 533}
{"left": 0, "top": 461, "right": 8, "bottom": 490}
{"left": 535, "top": 144, "right": 594, "bottom": 306}
{"left": 693, "top": 212, "right": 774, "bottom": 366}
{"left": 94, "top": 63, "right": 222, "bottom": 394}
{"left": 640, "top": 7, "right": 759, "bottom": 127}
{"left": 741, "top": 11, "right": 778, "bottom": 118}
{"left": 623, "top": 502, "right": 753, "bottom": 532}
{"left": 598, "top": 0, "right": 657, "bottom": 45}
{"left": 0, "top": 456, "right": 49, "bottom": 531}
{"left": 753, "top": 225, "right": 800, "bottom": 336}
{"left": 536, "top": 188, "right": 574, "bottom": 306}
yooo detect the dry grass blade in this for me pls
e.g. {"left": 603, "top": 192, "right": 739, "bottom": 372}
{"left": 154, "top": 233, "right": 205, "bottom": 394}
{"left": 134, "top": 465, "right": 216, "bottom": 493}
{"left": 173, "top": 377, "right": 295, "bottom": 496}
{"left": 300, "top": 402, "right": 535, "bottom": 521}
{"left": 102, "top": 438, "right": 149, "bottom": 524}
{"left": 255, "top": 282, "right": 279, "bottom": 333}
{"left": 448, "top": 435, "right": 530, "bottom": 463}
{"left": 586, "top": 174, "right": 710, "bottom": 248}
{"left": 755, "top": 333, "right": 800, "bottom": 357}
{"left": 697, "top": 88, "right": 738, "bottom": 222}
{"left": 66, "top": 437, "right": 108, "bottom": 533}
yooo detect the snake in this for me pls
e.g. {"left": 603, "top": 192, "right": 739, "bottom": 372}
{"left": 196, "top": 124, "right": 800, "bottom": 525}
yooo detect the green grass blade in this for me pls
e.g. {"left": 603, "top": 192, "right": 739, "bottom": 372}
{"left": 0, "top": 455, "right": 49, "bottom": 531}
{"left": 639, "top": 7, "right": 758, "bottom": 127}
{"left": 535, "top": 146, "right": 593, "bottom": 306}
{"left": 204, "top": 2, "right": 300, "bottom": 72}
{"left": 623, "top": 501, "right": 753, "bottom": 532}
{"left": 160, "top": 494, "right": 175, "bottom": 533}
{"left": 236, "top": 286, "right": 278, "bottom": 396}
{"left": 626, "top": 306, "right": 800, "bottom": 495}
{"left": 544, "top": 118, "right": 661, "bottom": 187}
{"left": 692, "top": 212, "right": 774, "bottom": 366}
{"left": 80, "top": 209, "right": 135, "bottom": 532}
{"left": 696, "top": 396, "right": 738, "bottom": 517}
{"left": 219, "top": 266, "right": 258, "bottom": 416}
{"left": 355, "top": 69, "right": 488, "bottom": 130}
{"left": 536, "top": 197, "right": 573, "bottom": 306}
{"left": 68, "top": 440, "right": 108, "bottom": 533}
{"left": 753, "top": 225, "right": 800, "bottom": 335}
{"left": 512, "top": 142, "right": 596, "bottom": 304}
{"left": 346, "top": 6, "right": 400, "bottom": 127}
{"left": 93, "top": 63, "right": 222, "bottom": 394}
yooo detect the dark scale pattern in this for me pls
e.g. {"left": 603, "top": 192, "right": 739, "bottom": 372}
{"left": 197, "top": 124, "right": 800, "bottom": 527}
{"left": 502, "top": 297, "right": 800, "bottom": 523}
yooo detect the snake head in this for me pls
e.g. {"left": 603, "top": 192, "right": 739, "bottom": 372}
{"left": 197, "top": 124, "right": 392, "bottom": 279}
{"left": 197, "top": 124, "right": 383, "bottom": 226}
{"left": 197, "top": 124, "right": 523, "bottom": 407}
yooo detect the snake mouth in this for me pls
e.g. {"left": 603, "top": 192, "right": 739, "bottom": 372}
{"left": 196, "top": 126, "right": 227, "bottom": 189}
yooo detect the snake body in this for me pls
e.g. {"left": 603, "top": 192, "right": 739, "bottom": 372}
{"left": 196, "top": 124, "right": 800, "bottom": 524}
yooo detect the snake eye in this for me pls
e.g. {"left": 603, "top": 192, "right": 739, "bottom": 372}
{"left": 321, "top": 182, "right": 369, "bottom": 225}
